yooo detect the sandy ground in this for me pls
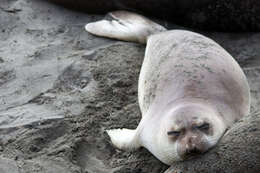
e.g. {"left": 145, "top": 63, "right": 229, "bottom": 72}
{"left": 0, "top": 0, "right": 259, "bottom": 173}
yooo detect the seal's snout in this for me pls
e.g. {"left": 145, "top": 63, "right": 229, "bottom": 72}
{"left": 177, "top": 133, "right": 206, "bottom": 160}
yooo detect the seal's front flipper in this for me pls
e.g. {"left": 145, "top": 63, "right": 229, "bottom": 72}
{"left": 85, "top": 11, "right": 166, "bottom": 44}
{"left": 106, "top": 128, "right": 141, "bottom": 150}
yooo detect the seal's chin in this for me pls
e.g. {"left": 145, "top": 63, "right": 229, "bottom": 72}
{"left": 182, "top": 154, "right": 201, "bottom": 161}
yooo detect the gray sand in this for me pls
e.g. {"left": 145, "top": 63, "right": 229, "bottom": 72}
{"left": 0, "top": 0, "right": 259, "bottom": 172}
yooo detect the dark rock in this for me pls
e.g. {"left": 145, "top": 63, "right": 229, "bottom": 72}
{"left": 48, "top": 0, "right": 260, "bottom": 31}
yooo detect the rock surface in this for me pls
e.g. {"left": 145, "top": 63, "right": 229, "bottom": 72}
{"left": 48, "top": 0, "right": 260, "bottom": 31}
{"left": 0, "top": 0, "right": 259, "bottom": 173}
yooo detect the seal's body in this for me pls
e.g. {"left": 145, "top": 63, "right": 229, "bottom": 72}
{"left": 85, "top": 11, "right": 250, "bottom": 165}
{"left": 139, "top": 30, "right": 249, "bottom": 120}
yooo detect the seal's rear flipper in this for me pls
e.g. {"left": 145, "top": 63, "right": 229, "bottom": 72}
{"left": 106, "top": 128, "right": 141, "bottom": 150}
{"left": 85, "top": 11, "right": 166, "bottom": 44}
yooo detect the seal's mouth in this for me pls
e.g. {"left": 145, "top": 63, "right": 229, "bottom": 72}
{"left": 182, "top": 148, "right": 204, "bottom": 160}
{"left": 182, "top": 153, "right": 200, "bottom": 160}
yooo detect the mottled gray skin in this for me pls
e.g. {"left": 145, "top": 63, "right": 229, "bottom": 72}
{"left": 139, "top": 30, "right": 250, "bottom": 122}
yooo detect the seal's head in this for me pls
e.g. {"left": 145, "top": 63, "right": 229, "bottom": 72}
{"left": 155, "top": 102, "right": 226, "bottom": 165}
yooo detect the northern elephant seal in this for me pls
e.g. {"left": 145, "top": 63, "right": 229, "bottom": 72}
{"left": 85, "top": 11, "right": 250, "bottom": 165}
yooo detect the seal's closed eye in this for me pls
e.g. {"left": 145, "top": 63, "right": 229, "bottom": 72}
{"left": 197, "top": 123, "right": 210, "bottom": 131}
{"left": 167, "top": 131, "right": 181, "bottom": 136}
